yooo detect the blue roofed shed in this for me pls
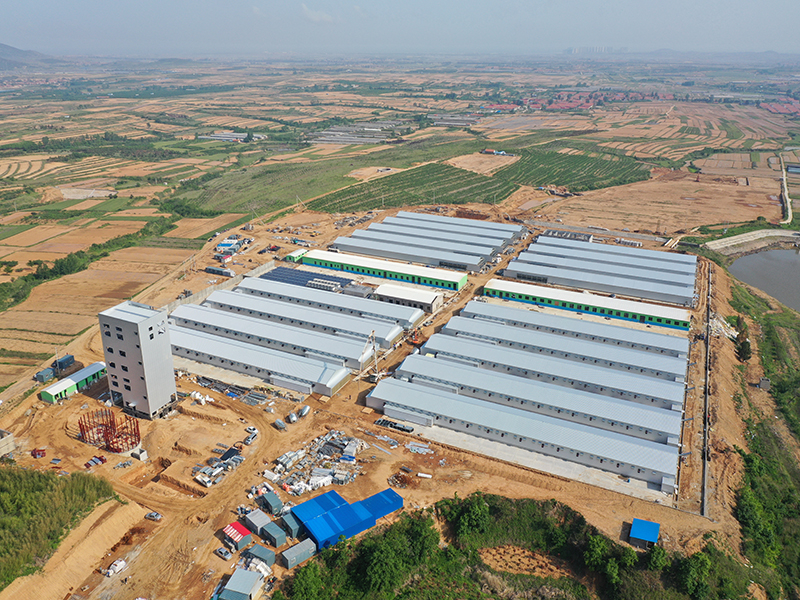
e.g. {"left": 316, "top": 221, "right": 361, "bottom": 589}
{"left": 629, "top": 518, "right": 660, "bottom": 548}
{"left": 358, "top": 488, "right": 404, "bottom": 520}
{"left": 282, "top": 512, "right": 302, "bottom": 538}
{"left": 263, "top": 521, "right": 287, "bottom": 548}
{"left": 291, "top": 489, "right": 348, "bottom": 525}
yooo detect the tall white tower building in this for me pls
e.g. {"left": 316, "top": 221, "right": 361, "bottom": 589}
{"left": 98, "top": 301, "right": 177, "bottom": 419}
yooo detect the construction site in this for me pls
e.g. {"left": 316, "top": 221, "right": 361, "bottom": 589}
{"left": 0, "top": 202, "right": 753, "bottom": 600}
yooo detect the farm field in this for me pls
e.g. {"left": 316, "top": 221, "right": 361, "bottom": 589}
{"left": 164, "top": 213, "right": 247, "bottom": 239}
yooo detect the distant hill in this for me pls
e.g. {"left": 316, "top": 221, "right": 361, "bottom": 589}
{"left": 0, "top": 42, "right": 57, "bottom": 70}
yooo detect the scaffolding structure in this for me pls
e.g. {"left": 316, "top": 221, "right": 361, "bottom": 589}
{"left": 78, "top": 409, "right": 141, "bottom": 453}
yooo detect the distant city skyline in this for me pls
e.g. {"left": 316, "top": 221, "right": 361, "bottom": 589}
{"left": 3, "top": 0, "right": 800, "bottom": 58}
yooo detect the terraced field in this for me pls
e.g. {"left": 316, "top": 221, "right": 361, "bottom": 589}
{"left": 307, "top": 163, "right": 520, "bottom": 212}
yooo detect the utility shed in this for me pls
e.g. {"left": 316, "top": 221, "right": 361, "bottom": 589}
{"left": 330, "top": 236, "right": 484, "bottom": 272}
{"left": 170, "top": 304, "right": 374, "bottom": 370}
{"left": 258, "top": 491, "right": 283, "bottom": 515}
{"left": 629, "top": 518, "right": 661, "bottom": 548}
{"left": 244, "top": 544, "right": 275, "bottom": 567}
{"left": 223, "top": 522, "right": 253, "bottom": 551}
{"left": 281, "top": 512, "right": 302, "bottom": 538}
{"left": 170, "top": 326, "right": 350, "bottom": 397}
{"left": 460, "top": 300, "right": 689, "bottom": 358}
{"left": 282, "top": 538, "right": 317, "bottom": 569}
{"left": 236, "top": 277, "right": 424, "bottom": 329}
{"left": 204, "top": 290, "right": 403, "bottom": 348}
{"left": 374, "top": 284, "right": 443, "bottom": 313}
{"left": 244, "top": 509, "right": 272, "bottom": 538}
{"left": 263, "top": 521, "right": 287, "bottom": 548}
{"left": 367, "top": 378, "right": 678, "bottom": 491}
{"left": 219, "top": 568, "right": 264, "bottom": 600}
{"left": 40, "top": 362, "right": 107, "bottom": 403}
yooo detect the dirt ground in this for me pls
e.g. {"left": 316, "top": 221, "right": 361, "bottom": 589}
{"left": 164, "top": 214, "right": 247, "bottom": 239}
{"left": 445, "top": 152, "right": 520, "bottom": 175}
{"left": 513, "top": 170, "right": 783, "bottom": 234}
{"left": 479, "top": 546, "right": 574, "bottom": 578}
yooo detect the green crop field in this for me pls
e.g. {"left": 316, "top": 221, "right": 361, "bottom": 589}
{"left": 493, "top": 147, "right": 650, "bottom": 192}
{"left": 307, "top": 163, "right": 520, "bottom": 213}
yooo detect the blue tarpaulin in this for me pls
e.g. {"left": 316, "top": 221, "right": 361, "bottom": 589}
{"left": 630, "top": 518, "right": 660, "bottom": 543}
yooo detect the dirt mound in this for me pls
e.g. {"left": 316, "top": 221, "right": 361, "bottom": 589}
{"left": 479, "top": 545, "right": 574, "bottom": 578}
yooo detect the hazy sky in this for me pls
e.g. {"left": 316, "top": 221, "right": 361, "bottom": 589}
{"left": 4, "top": 0, "right": 800, "bottom": 57}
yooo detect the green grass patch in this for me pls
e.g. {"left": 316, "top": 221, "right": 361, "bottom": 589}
{"left": 0, "top": 466, "right": 115, "bottom": 591}
{"left": 0, "top": 348, "right": 50, "bottom": 361}
{"left": 138, "top": 236, "right": 204, "bottom": 250}
{"left": 196, "top": 214, "right": 252, "bottom": 240}
{"left": 307, "top": 163, "right": 519, "bottom": 213}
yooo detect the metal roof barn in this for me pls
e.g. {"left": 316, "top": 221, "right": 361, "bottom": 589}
{"left": 281, "top": 538, "right": 317, "bottom": 569}
{"left": 367, "top": 378, "right": 678, "bottom": 489}
{"left": 170, "top": 326, "right": 350, "bottom": 396}
{"left": 304, "top": 501, "right": 375, "bottom": 549}
{"left": 236, "top": 277, "right": 424, "bottom": 329}
{"left": 537, "top": 235, "right": 698, "bottom": 266}
{"left": 204, "top": 290, "right": 404, "bottom": 348}
{"left": 461, "top": 300, "right": 688, "bottom": 357}
{"left": 244, "top": 509, "right": 273, "bottom": 539}
{"left": 527, "top": 241, "right": 697, "bottom": 277}
{"left": 516, "top": 250, "right": 697, "bottom": 287}
{"left": 170, "top": 304, "right": 374, "bottom": 370}
{"left": 393, "top": 353, "right": 682, "bottom": 443}
{"left": 503, "top": 261, "right": 695, "bottom": 306}
{"left": 40, "top": 362, "right": 106, "bottom": 403}
{"left": 421, "top": 334, "right": 685, "bottom": 409}
{"left": 367, "top": 222, "right": 508, "bottom": 250}
{"left": 357, "top": 488, "right": 404, "bottom": 520}
{"left": 382, "top": 216, "right": 515, "bottom": 244}
{"left": 291, "top": 490, "right": 348, "bottom": 524}
{"left": 350, "top": 228, "right": 498, "bottom": 258}
{"left": 443, "top": 316, "right": 687, "bottom": 381}
{"left": 394, "top": 211, "right": 526, "bottom": 238}
{"left": 331, "top": 237, "right": 484, "bottom": 272}
{"left": 630, "top": 518, "right": 661, "bottom": 544}
{"left": 302, "top": 249, "right": 468, "bottom": 290}
{"left": 484, "top": 278, "right": 692, "bottom": 325}
{"left": 219, "top": 568, "right": 263, "bottom": 600}
{"left": 374, "top": 283, "right": 443, "bottom": 313}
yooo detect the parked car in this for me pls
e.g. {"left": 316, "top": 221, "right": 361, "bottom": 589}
{"left": 244, "top": 432, "right": 258, "bottom": 445}
{"left": 245, "top": 426, "right": 258, "bottom": 435}
{"left": 215, "top": 547, "right": 232, "bottom": 561}
{"left": 145, "top": 511, "right": 163, "bottom": 522}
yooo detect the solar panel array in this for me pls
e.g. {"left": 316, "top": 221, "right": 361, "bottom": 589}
{"left": 260, "top": 266, "right": 353, "bottom": 289}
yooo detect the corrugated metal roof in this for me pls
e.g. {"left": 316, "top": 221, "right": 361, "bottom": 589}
{"left": 486, "top": 278, "right": 692, "bottom": 320}
{"left": 370, "top": 378, "right": 678, "bottom": 475}
{"left": 443, "top": 316, "right": 687, "bottom": 378}
{"left": 357, "top": 488, "right": 404, "bottom": 520}
{"left": 461, "top": 300, "right": 689, "bottom": 357}
{"left": 331, "top": 237, "right": 483, "bottom": 269}
{"left": 222, "top": 569, "right": 262, "bottom": 598}
{"left": 170, "top": 326, "right": 350, "bottom": 388}
{"left": 516, "top": 250, "right": 697, "bottom": 287}
{"left": 528, "top": 242, "right": 697, "bottom": 276}
{"left": 303, "top": 249, "right": 466, "bottom": 284}
{"left": 98, "top": 300, "right": 160, "bottom": 323}
{"left": 245, "top": 509, "right": 272, "bottom": 531}
{"left": 375, "top": 283, "right": 442, "bottom": 304}
{"left": 282, "top": 538, "right": 317, "bottom": 562}
{"left": 382, "top": 216, "right": 514, "bottom": 243}
{"left": 236, "top": 277, "right": 423, "bottom": 328}
{"left": 395, "top": 211, "right": 525, "bottom": 236}
{"left": 204, "top": 290, "right": 403, "bottom": 347}
{"left": 350, "top": 228, "right": 497, "bottom": 258}
{"left": 504, "top": 261, "right": 694, "bottom": 306}
{"left": 536, "top": 236, "right": 698, "bottom": 265}
{"left": 396, "top": 354, "right": 682, "bottom": 436}
{"left": 630, "top": 518, "right": 661, "bottom": 543}
{"left": 41, "top": 362, "right": 106, "bottom": 397}
{"left": 368, "top": 222, "right": 508, "bottom": 249}
{"left": 291, "top": 490, "right": 348, "bottom": 524}
{"left": 421, "top": 334, "right": 685, "bottom": 405}
{"left": 224, "top": 522, "right": 251, "bottom": 543}
{"left": 171, "top": 304, "right": 373, "bottom": 366}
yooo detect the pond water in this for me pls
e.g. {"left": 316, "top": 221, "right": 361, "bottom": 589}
{"left": 728, "top": 249, "right": 800, "bottom": 312}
